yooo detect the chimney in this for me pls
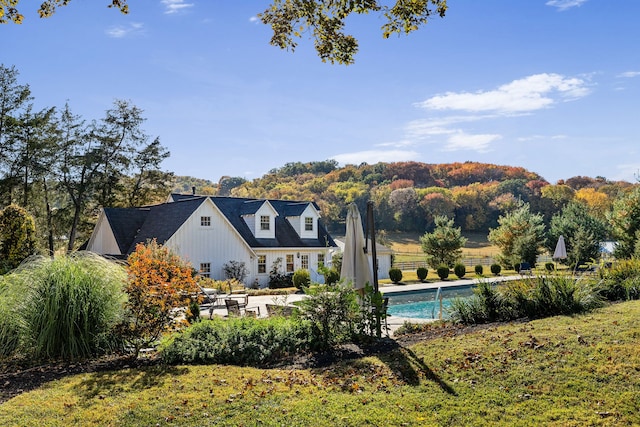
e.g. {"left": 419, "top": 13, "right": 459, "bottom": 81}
{"left": 192, "top": 186, "right": 196, "bottom": 195}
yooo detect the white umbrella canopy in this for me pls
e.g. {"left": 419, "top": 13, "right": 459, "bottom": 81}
{"left": 553, "top": 235, "right": 567, "bottom": 260}
{"left": 340, "top": 203, "right": 372, "bottom": 290}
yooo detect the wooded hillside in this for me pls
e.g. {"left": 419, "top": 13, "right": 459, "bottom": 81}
{"left": 219, "top": 159, "right": 634, "bottom": 235}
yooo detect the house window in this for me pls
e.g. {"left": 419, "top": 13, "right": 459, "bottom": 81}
{"left": 317, "top": 253, "right": 325, "bottom": 268}
{"left": 201, "top": 216, "right": 211, "bottom": 227}
{"left": 258, "top": 255, "right": 266, "bottom": 274}
{"left": 286, "top": 254, "right": 294, "bottom": 272}
{"left": 260, "top": 215, "right": 270, "bottom": 231}
{"left": 301, "top": 254, "right": 309, "bottom": 270}
{"left": 305, "top": 217, "right": 313, "bottom": 231}
{"left": 200, "top": 263, "right": 211, "bottom": 278}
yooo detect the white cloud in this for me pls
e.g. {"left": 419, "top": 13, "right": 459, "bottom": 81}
{"left": 618, "top": 71, "right": 640, "bottom": 78}
{"left": 517, "top": 134, "right": 567, "bottom": 142}
{"left": 443, "top": 132, "right": 500, "bottom": 152}
{"left": 332, "top": 150, "right": 419, "bottom": 165}
{"left": 546, "top": 0, "right": 588, "bottom": 11}
{"left": 105, "top": 22, "right": 144, "bottom": 38}
{"left": 249, "top": 16, "right": 260, "bottom": 24}
{"left": 161, "top": 0, "right": 194, "bottom": 15}
{"left": 418, "top": 73, "right": 590, "bottom": 114}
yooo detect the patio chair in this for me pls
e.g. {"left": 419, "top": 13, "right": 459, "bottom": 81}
{"left": 225, "top": 298, "right": 260, "bottom": 317}
{"left": 196, "top": 284, "right": 219, "bottom": 319}
{"left": 518, "top": 262, "right": 532, "bottom": 275}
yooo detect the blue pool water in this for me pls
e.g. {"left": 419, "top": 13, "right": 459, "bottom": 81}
{"left": 385, "top": 285, "right": 475, "bottom": 319}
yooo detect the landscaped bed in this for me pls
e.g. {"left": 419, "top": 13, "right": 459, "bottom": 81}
{"left": 1, "top": 300, "right": 638, "bottom": 426}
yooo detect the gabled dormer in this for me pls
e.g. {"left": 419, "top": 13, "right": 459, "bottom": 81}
{"left": 241, "top": 200, "right": 278, "bottom": 239}
{"left": 285, "top": 202, "right": 320, "bottom": 239}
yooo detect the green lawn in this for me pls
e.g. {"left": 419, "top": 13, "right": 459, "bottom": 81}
{"left": 1, "top": 301, "right": 639, "bottom": 426}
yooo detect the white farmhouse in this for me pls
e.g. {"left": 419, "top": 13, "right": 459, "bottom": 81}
{"left": 85, "top": 193, "right": 337, "bottom": 287}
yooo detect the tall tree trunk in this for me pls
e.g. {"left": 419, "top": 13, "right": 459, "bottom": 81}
{"left": 43, "top": 179, "right": 55, "bottom": 257}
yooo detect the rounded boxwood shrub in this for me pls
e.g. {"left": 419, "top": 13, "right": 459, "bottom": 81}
{"left": 454, "top": 263, "right": 466, "bottom": 279}
{"left": 437, "top": 265, "right": 450, "bottom": 280}
{"left": 292, "top": 269, "right": 310, "bottom": 288}
{"left": 490, "top": 263, "right": 502, "bottom": 276}
{"left": 545, "top": 262, "right": 555, "bottom": 272}
{"left": 389, "top": 268, "right": 403, "bottom": 283}
{"left": 475, "top": 264, "right": 483, "bottom": 276}
{"left": 416, "top": 267, "right": 428, "bottom": 282}
{"left": 323, "top": 268, "right": 340, "bottom": 285}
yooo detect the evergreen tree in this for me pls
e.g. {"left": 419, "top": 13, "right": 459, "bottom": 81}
{"left": 489, "top": 202, "right": 546, "bottom": 268}
{"left": 420, "top": 215, "right": 466, "bottom": 269}
{"left": 548, "top": 201, "right": 609, "bottom": 267}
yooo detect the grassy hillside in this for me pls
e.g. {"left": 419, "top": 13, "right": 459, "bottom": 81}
{"left": 1, "top": 301, "right": 638, "bottom": 426}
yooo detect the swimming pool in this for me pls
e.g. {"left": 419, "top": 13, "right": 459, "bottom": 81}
{"left": 384, "top": 284, "right": 475, "bottom": 319}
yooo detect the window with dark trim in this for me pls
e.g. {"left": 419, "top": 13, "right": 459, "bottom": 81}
{"left": 258, "top": 255, "right": 266, "bottom": 274}
{"left": 200, "top": 262, "right": 211, "bottom": 277}
{"left": 286, "top": 254, "right": 294, "bottom": 272}
{"left": 201, "top": 216, "right": 211, "bottom": 226}
{"left": 304, "top": 217, "right": 313, "bottom": 231}
{"left": 317, "top": 253, "right": 325, "bottom": 268}
{"left": 260, "top": 215, "right": 270, "bottom": 230}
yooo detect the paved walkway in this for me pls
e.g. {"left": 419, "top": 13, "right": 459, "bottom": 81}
{"left": 201, "top": 275, "right": 524, "bottom": 336}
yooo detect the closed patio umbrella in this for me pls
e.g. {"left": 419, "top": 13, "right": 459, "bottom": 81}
{"left": 553, "top": 235, "right": 567, "bottom": 260}
{"left": 340, "top": 203, "right": 372, "bottom": 290}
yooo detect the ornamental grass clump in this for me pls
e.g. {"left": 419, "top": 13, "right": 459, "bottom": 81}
{"left": 0, "top": 253, "right": 127, "bottom": 360}
{"left": 448, "top": 276, "right": 603, "bottom": 325}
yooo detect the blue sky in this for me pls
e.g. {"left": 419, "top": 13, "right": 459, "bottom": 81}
{"left": 3, "top": 0, "right": 640, "bottom": 184}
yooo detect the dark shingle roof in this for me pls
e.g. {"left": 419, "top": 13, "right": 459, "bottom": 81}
{"left": 126, "top": 197, "right": 207, "bottom": 253}
{"left": 104, "top": 195, "right": 336, "bottom": 255}
{"left": 103, "top": 207, "right": 150, "bottom": 253}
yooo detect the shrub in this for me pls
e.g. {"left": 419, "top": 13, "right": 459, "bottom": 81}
{"left": 223, "top": 260, "right": 248, "bottom": 283}
{"left": 292, "top": 268, "right": 310, "bottom": 288}
{"left": 1, "top": 253, "right": 127, "bottom": 360}
{"left": 388, "top": 268, "right": 403, "bottom": 283}
{"left": 416, "top": 267, "right": 428, "bottom": 282}
{"left": 121, "top": 240, "right": 198, "bottom": 357}
{"left": 437, "top": 265, "right": 449, "bottom": 280}
{"left": 490, "top": 264, "right": 502, "bottom": 276}
{"left": 160, "top": 316, "right": 313, "bottom": 366}
{"left": 323, "top": 268, "right": 340, "bottom": 285}
{"left": 269, "top": 258, "right": 293, "bottom": 289}
{"left": 454, "top": 263, "right": 466, "bottom": 279}
{"left": 0, "top": 204, "right": 37, "bottom": 273}
{"left": 297, "top": 285, "right": 360, "bottom": 349}
{"left": 475, "top": 265, "right": 483, "bottom": 276}
{"left": 545, "top": 262, "right": 555, "bottom": 272}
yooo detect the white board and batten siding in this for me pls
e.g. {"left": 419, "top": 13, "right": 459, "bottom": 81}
{"left": 87, "top": 212, "right": 120, "bottom": 255}
{"left": 165, "top": 199, "right": 255, "bottom": 282}
{"left": 253, "top": 248, "right": 332, "bottom": 287}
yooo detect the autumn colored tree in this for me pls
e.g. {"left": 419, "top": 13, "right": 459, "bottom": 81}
{"left": 121, "top": 239, "right": 198, "bottom": 357}
{"left": 575, "top": 187, "right": 612, "bottom": 220}
{"left": 0, "top": 204, "right": 37, "bottom": 273}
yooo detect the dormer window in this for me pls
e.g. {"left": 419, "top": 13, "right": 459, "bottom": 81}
{"left": 305, "top": 217, "right": 313, "bottom": 231}
{"left": 201, "top": 216, "right": 211, "bottom": 227}
{"left": 260, "top": 215, "right": 270, "bottom": 230}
